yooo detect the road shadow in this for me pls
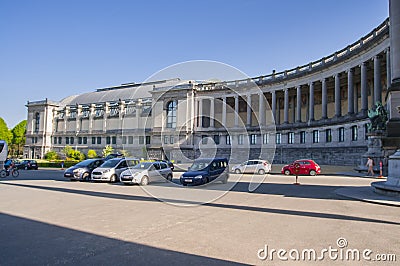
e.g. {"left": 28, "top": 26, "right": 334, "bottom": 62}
{"left": 0, "top": 213, "right": 245, "bottom": 265}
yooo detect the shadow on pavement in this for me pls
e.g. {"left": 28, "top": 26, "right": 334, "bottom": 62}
{"left": 0, "top": 213, "right": 244, "bottom": 265}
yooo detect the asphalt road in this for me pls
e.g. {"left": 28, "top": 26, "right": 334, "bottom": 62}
{"left": 0, "top": 170, "right": 399, "bottom": 265}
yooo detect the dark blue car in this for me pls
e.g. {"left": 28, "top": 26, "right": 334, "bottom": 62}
{"left": 180, "top": 158, "right": 229, "bottom": 186}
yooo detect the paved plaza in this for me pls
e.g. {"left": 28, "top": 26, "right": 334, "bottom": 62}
{"left": 0, "top": 169, "right": 399, "bottom": 265}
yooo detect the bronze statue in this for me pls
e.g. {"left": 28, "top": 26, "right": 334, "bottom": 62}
{"left": 367, "top": 102, "right": 388, "bottom": 132}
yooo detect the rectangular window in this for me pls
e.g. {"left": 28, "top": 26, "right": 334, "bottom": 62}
{"left": 92, "top": 137, "right": 96, "bottom": 145}
{"left": 139, "top": 136, "right": 145, "bottom": 145}
{"left": 326, "top": 129, "right": 332, "bottom": 142}
{"left": 164, "top": 136, "right": 169, "bottom": 144}
{"left": 263, "top": 133, "right": 269, "bottom": 144}
{"left": 122, "top": 136, "right": 127, "bottom": 144}
{"left": 339, "top": 127, "right": 345, "bottom": 142}
{"left": 128, "top": 136, "right": 133, "bottom": 144}
{"left": 351, "top": 126, "right": 358, "bottom": 141}
{"left": 97, "top": 137, "right": 101, "bottom": 144}
{"left": 250, "top": 134, "right": 257, "bottom": 145}
{"left": 83, "top": 137, "right": 87, "bottom": 144}
{"left": 300, "top": 131, "right": 306, "bottom": 144}
{"left": 106, "top": 136, "right": 111, "bottom": 145}
{"left": 201, "top": 135, "right": 208, "bottom": 144}
{"left": 170, "top": 136, "right": 174, "bottom": 144}
{"left": 238, "top": 134, "right": 244, "bottom": 145}
{"left": 364, "top": 124, "right": 369, "bottom": 140}
{"left": 58, "top": 137, "right": 62, "bottom": 144}
{"left": 213, "top": 135, "right": 220, "bottom": 145}
{"left": 70, "top": 137, "right": 74, "bottom": 145}
{"left": 313, "top": 130, "right": 319, "bottom": 143}
{"left": 54, "top": 137, "right": 57, "bottom": 144}
{"left": 146, "top": 136, "right": 151, "bottom": 145}
{"left": 66, "top": 137, "right": 70, "bottom": 145}
{"left": 226, "top": 135, "right": 231, "bottom": 145}
{"left": 78, "top": 137, "right": 82, "bottom": 145}
{"left": 288, "top": 132, "right": 294, "bottom": 144}
{"left": 276, "top": 133, "right": 281, "bottom": 144}
{"left": 112, "top": 136, "right": 117, "bottom": 144}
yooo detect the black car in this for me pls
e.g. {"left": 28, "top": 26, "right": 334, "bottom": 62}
{"left": 16, "top": 160, "right": 38, "bottom": 170}
{"left": 180, "top": 158, "right": 229, "bottom": 186}
{"left": 64, "top": 158, "right": 104, "bottom": 181}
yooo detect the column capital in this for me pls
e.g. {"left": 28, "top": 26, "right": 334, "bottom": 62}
{"left": 385, "top": 47, "right": 390, "bottom": 53}
{"left": 320, "top": 77, "right": 327, "bottom": 83}
{"left": 309, "top": 81, "right": 314, "bottom": 87}
{"left": 346, "top": 68, "right": 355, "bottom": 74}
{"left": 374, "top": 54, "right": 382, "bottom": 60}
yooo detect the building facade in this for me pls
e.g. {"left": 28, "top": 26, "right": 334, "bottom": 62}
{"left": 25, "top": 19, "right": 392, "bottom": 166}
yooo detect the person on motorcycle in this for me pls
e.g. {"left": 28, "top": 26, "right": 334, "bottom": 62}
{"left": 4, "top": 158, "right": 12, "bottom": 171}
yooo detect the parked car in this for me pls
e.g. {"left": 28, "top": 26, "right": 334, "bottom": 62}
{"left": 16, "top": 159, "right": 38, "bottom": 170}
{"left": 64, "top": 158, "right": 104, "bottom": 181}
{"left": 155, "top": 159, "right": 174, "bottom": 171}
{"left": 180, "top": 158, "right": 229, "bottom": 186}
{"left": 120, "top": 161, "right": 173, "bottom": 185}
{"left": 231, "top": 159, "right": 271, "bottom": 174}
{"left": 281, "top": 159, "right": 321, "bottom": 176}
{"left": 91, "top": 158, "right": 140, "bottom": 182}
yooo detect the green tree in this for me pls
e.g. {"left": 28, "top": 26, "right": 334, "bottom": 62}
{"left": 45, "top": 150, "right": 59, "bottom": 160}
{"left": 87, "top": 149, "right": 98, "bottom": 159}
{"left": 63, "top": 145, "right": 74, "bottom": 159}
{"left": 102, "top": 145, "right": 114, "bottom": 157}
{"left": 11, "top": 120, "right": 27, "bottom": 157}
{"left": 0, "top": 118, "right": 12, "bottom": 145}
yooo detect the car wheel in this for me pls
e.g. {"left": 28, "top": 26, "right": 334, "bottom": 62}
{"left": 140, "top": 176, "right": 149, "bottom": 186}
{"left": 235, "top": 169, "right": 241, "bottom": 174}
{"left": 203, "top": 177, "right": 209, "bottom": 185}
{"left": 82, "top": 172, "right": 90, "bottom": 181}
{"left": 309, "top": 170, "right": 316, "bottom": 176}
{"left": 222, "top": 175, "right": 228, "bottom": 184}
{"left": 258, "top": 169, "right": 265, "bottom": 175}
{"left": 110, "top": 174, "right": 118, "bottom": 183}
{"left": 284, "top": 169, "right": 291, "bottom": 175}
{"left": 166, "top": 174, "right": 173, "bottom": 182}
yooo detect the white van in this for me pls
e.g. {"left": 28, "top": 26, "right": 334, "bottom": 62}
{"left": 91, "top": 157, "right": 140, "bottom": 182}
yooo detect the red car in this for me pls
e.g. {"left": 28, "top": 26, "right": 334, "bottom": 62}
{"left": 281, "top": 159, "right": 321, "bottom": 176}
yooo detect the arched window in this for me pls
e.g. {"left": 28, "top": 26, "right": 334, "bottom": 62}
{"left": 166, "top": 101, "right": 177, "bottom": 128}
{"left": 34, "top": 112, "right": 40, "bottom": 133}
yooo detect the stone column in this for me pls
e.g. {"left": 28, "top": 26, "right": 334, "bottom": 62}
{"left": 284, "top": 88, "right": 289, "bottom": 124}
{"left": 335, "top": 73, "right": 341, "bottom": 117}
{"left": 390, "top": 0, "right": 400, "bottom": 84}
{"left": 234, "top": 95, "right": 239, "bottom": 127}
{"left": 246, "top": 94, "right": 252, "bottom": 126}
{"left": 210, "top": 98, "right": 215, "bottom": 128}
{"left": 259, "top": 93, "right": 265, "bottom": 127}
{"left": 277, "top": 96, "right": 281, "bottom": 125}
{"left": 222, "top": 97, "right": 227, "bottom": 127}
{"left": 321, "top": 78, "right": 328, "bottom": 119}
{"left": 386, "top": 48, "right": 391, "bottom": 88}
{"left": 374, "top": 55, "right": 382, "bottom": 104}
{"left": 309, "top": 82, "right": 315, "bottom": 121}
{"left": 271, "top": 91, "right": 276, "bottom": 123}
{"left": 354, "top": 83, "right": 359, "bottom": 113}
{"left": 296, "top": 86, "right": 301, "bottom": 122}
{"left": 348, "top": 68, "right": 354, "bottom": 115}
{"left": 198, "top": 98, "right": 203, "bottom": 128}
{"left": 291, "top": 95, "right": 295, "bottom": 123}
{"left": 361, "top": 62, "right": 368, "bottom": 112}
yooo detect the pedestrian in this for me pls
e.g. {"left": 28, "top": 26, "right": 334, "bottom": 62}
{"left": 366, "top": 157, "right": 374, "bottom": 176}
{"left": 61, "top": 160, "right": 64, "bottom": 170}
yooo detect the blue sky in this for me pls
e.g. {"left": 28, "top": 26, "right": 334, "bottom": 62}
{"left": 0, "top": 0, "right": 388, "bottom": 128}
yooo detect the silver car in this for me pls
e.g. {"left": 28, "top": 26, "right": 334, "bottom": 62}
{"left": 91, "top": 158, "right": 140, "bottom": 182}
{"left": 120, "top": 161, "right": 173, "bottom": 185}
{"left": 231, "top": 159, "right": 271, "bottom": 175}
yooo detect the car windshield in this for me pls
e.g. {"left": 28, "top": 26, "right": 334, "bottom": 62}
{"left": 75, "top": 160, "right": 95, "bottom": 167}
{"left": 188, "top": 161, "right": 209, "bottom": 171}
{"left": 100, "top": 159, "right": 121, "bottom": 168}
{"left": 132, "top": 162, "right": 152, "bottom": 169}
{"left": 127, "top": 160, "right": 139, "bottom": 167}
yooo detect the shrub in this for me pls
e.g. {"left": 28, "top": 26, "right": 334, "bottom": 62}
{"left": 102, "top": 145, "right": 114, "bottom": 157}
{"left": 87, "top": 149, "right": 97, "bottom": 158}
{"left": 44, "top": 150, "right": 59, "bottom": 160}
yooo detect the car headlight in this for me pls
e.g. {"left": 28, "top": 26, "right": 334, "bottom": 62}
{"left": 194, "top": 175, "right": 203, "bottom": 179}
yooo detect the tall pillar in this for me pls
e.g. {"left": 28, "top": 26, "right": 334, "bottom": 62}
{"left": 210, "top": 98, "right": 215, "bottom": 128}
{"left": 198, "top": 98, "right": 203, "bottom": 128}
{"left": 222, "top": 97, "right": 227, "bottom": 127}
{"left": 259, "top": 93, "right": 265, "bottom": 127}
{"left": 291, "top": 95, "right": 295, "bottom": 123}
{"left": 361, "top": 62, "right": 368, "bottom": 112}
{"left": 284, "top": 88, "right": 289, "bottom": 124}
{"left": 354, "top": 83, "right": 359, "bottom": 114}
{"left": 296, "top": 86, "right": 301, "bottom": 122}
{"left": 309, "top": 82, "right": 315, "bottom": 121}
{"left": 234, "top": 95, "right": 239, "bottom": 127}
{"left": 321, "top": 78, "right": 328, "bottom": 119}
{"left": 246, "top": 94, "right": 252, "bottom": 126}
{"left": 374, "top": 55, "right": 382, "bottom": 104}
{"left": 348, "top": 68, "right": 354, "bottom": 115}
{"left": 271, "top": 91, "right": 276, "bottom": 123}
{"left": 276, "top": 96, "right": 281, "bottom": 125}
{"left": 335, "top": 73, "right": 341, "bottom": 117}
{"left": 386, "top": 48, "right": 391, "bottom": 88}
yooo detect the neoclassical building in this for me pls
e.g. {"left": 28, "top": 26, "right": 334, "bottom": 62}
{"left": 25, "top": 18, "right": 395, "bottom": 166}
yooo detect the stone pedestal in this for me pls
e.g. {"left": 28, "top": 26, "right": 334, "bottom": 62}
{"left": 358, "top": 131, "right": 387, "bottom": 175}
{"left": 372, "top": 149, "right": 400, "bottom": 197}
